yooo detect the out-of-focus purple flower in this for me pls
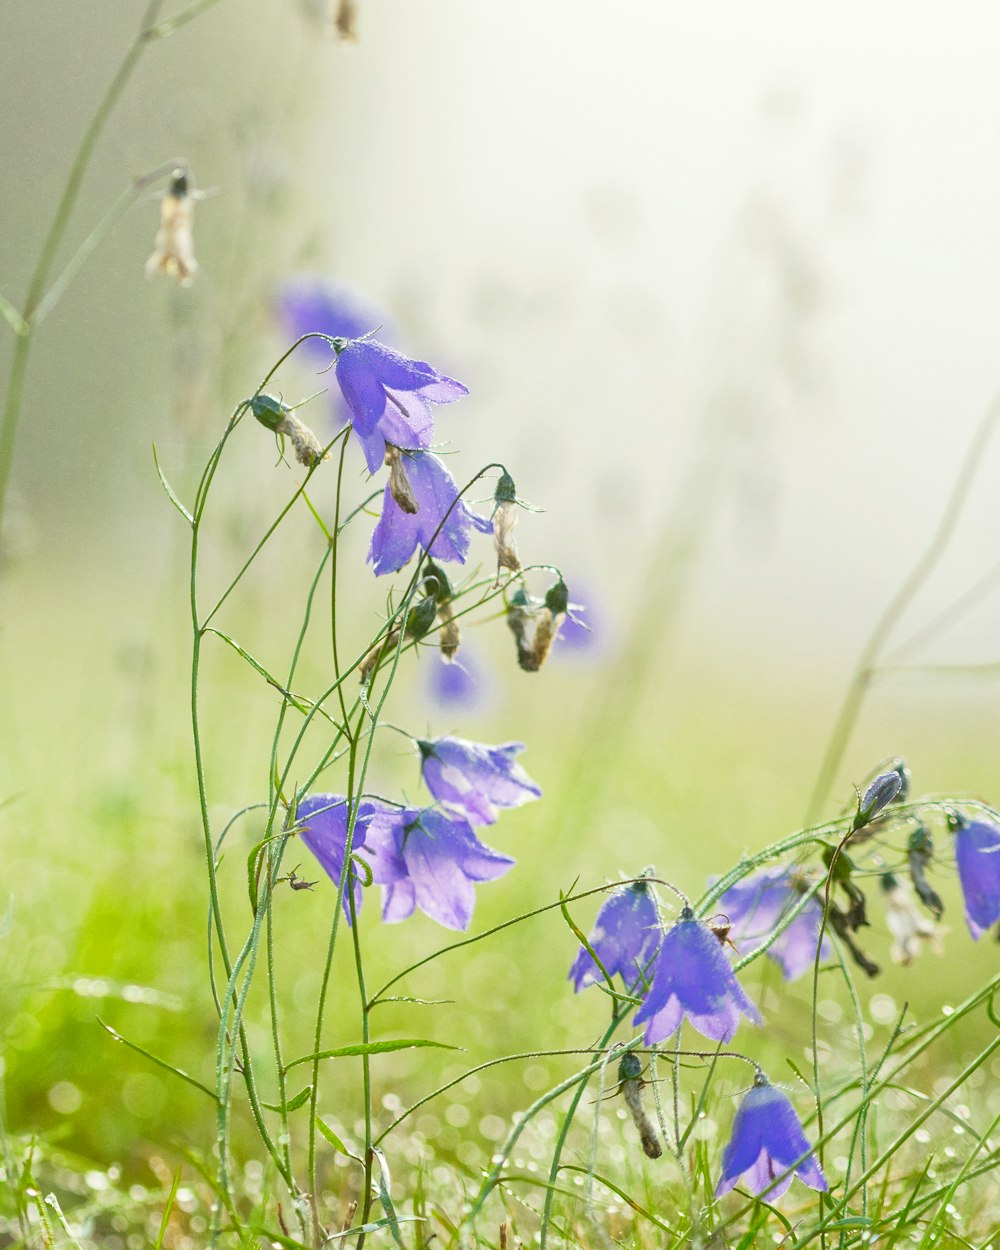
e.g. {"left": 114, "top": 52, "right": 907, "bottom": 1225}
{"left": 717, "top": 868, "right": 831, "bottom": 981}
{"left": 417, "top": 736, "right": 540, "bottom": 826}
{"left": 361, "top": 806, "right": 514, "bottom": 930}
{"left": 331, "top": 337, "right": 468, "bottom": 474}
{"left": 426, "top": 650, "right": 489, "bottom": 710}
{"left": 569, "top": 879, "right": 661, "bottom": 991}
{"left": 278, "top": 278, "right": 391, "bottom": 366}
{"left": 716, "top": 1075, "right": 827, "bottom": 1200}
{"left": 633, "top": 908, "right": 761, "bottom": 1044}
{"left": 950, "top": 813, "right": 1000, "bottom": 940}
{"left": 295, "top": 794, "right": 382, "bottom": 922}
{"left": 369, "top": 450, "right": 492, "bottom": 576}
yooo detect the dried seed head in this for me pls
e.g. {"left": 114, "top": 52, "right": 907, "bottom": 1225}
{"left": 385, "top": 444, "right": 419, "bottom": 515}
{"left": 251, "top": 394, "right": 329, "bottom": 468}
{"left": 438, "top": 601, "right": 461, "bottom": 659}
{"left": 145, "top": 170, "right": 198, "bottom": 286}
{"left": 492, "top": 473, "right": 521, "bottom": 577}
{"left": 334, "top": 0, "right": 358, "bottom": 38}
{"left": 519, "top": 606, "right": 563, "bottom": 671}
{"left": 493, "top": 501, "right": 521, "bottom": 576}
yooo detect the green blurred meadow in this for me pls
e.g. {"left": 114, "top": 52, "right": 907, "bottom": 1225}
{"left": 4, "top": 1, "right": 1000, "bottom": 1245}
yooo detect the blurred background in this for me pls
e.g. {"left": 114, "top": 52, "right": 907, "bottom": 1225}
{"left": 2, "top": 0, "right": 1000, "bottom": 1197}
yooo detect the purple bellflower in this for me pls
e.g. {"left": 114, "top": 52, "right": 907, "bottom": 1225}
{"left": 417, "top": 736, "right": 541, "bottom": 826}
{"left": 717, "top": 867, "right": 831, "bottom": 981}
{"left": 369, "top": 450, "right": 492, "bottom": 576}
{"left": 295, "top": 793, "right": 384, "bottom": 922}
{"left": 716, "top": 1075, "right": 828, "bottom": 1200}
{"left": 950, "top": 813, "right": 1000, "bottom": 939}
{"left": 331, "top": 337, "right": 468, "bottom": 474}
{"left": 362, "top": 806, "right": 514, "bottom": 931}
{"left": 569, "top": 879, "right": 662, "bottom": 991}
{"left": 278, "top": 278, "right": 391, "bottom": 367}
{"left": 633, "top": 908, "right": 762, "bottom": 1044}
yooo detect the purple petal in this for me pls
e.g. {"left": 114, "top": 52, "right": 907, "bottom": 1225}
{"left": 278, "top": 278, "right": 385, "bottom": 356}
{"left": 335, "top": 343, "right": 388, "bottom": 435}
{"left": 954, "top": 819, "right": 1000, "bottom": 939}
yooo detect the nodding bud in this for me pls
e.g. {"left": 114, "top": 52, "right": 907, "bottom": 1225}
{"left": 493, "top": 472, "right": 522, "bottom": 577}
{"left": 385, "top": 444, "right": 419, "bottom": 514}
{"left": 907, "top": 824, "right": 944, "bottom": 919}
{"left": 145, "top": 170, "right": 197, "bottom": 286}
{"left": 251, "top": 394, "right": 328, "bottom": 468}
{"left": 854, "top": 769, "right": 904, "bottom": 830}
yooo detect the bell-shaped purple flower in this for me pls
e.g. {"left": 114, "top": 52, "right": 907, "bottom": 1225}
{"left": 716, "top": 1076, "right": 828, "bottom": 1200}
{"left": 425, "top": 650, "right": 490, "bottom": 710}
{"left": 296, "top": 793, "right": 383, "bottom": 922}
{"left": 361, "top": 806, "right": 514, "bottom": 931}
{"left": 368, "top": 451, "right": 492, "bottom": 576}
{"left": 569, "top": 879, "right": 661, "bottom": 991}
{"left": 278, "top": 278, "right": 391, "bottom": 368}
{"left": 950, "top": 813, "right": 1000, "bottom": 939}
{"left": 633, "top": 909, "right": 761, "bottom": 1044}
{"left": 717, "top": 868, "right": 831, "bottom": 981}
{"left": 417, "top": 736, "right": 541, "bottom": 826}
{"left": 332, "top": 337, "right": 468, "bottom": 474}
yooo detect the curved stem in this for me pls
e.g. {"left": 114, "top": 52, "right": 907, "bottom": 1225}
{"left": 805, "top": 388, "right": 1000, "bottom": 822}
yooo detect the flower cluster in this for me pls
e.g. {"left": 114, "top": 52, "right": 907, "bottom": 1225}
{"left": 296, "top": 736, "right": 539, "bottom": 932}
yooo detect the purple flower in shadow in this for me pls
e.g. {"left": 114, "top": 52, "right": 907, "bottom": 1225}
{"left": 369, "top": 451, "right": 492, "bottom": 576}
{"left": 716, "top": 1075, "right": 828, "bottom": 1200}
{"left": 362, "top": 806, "right": 514, "bottom": 930}
{"left": 717, "top": 868, "right": 831, "bottom": 981}
{"left": 417, "top": 736, "right": 540, "bottom": 826}
{"left": 295, "top": 793, "right": 381, "bottom": 923}
{"left": 633, "top": 908, "right": 761, "bottom": 1044}
{"left": 569, "top": 879, "right": 661, "bottom": 991}
{"left": 332, "top": 338, "right": 468, "bottom": 474}
{"left": 950, "top": 813, "right": 1000, "bottom": 939}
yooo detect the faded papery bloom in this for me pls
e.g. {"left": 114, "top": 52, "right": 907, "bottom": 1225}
{"left": 508, "top": 578, "right": 569, "bottom": 672}
{"left": 145, "top": 170, "right": 197, "bottom": 286}
{"left": 334, "top": 0, "right": 357, "bottom": 38}
{"left": 362, "top": 805, "right": 514, "bottom": 930}
{"left": 716, "top": 1075, "right": 828, "bottom": 1200}
{"left": 384, "top": 443, "right": 418, "bottom": 514}
{"left": 492, "top": 471, "right": 522, "bottom": 577}
{"left": 368, "top": 451, "right": 491, "bottom": 576}
{"left": 251, "top": 393, "right": 329, "bottom": 468}
{"left": 331, "top": 337, "right": 467, "bottom": 474}
{"left": 949, "top": 813, "right": 1000, "bottom": 940}
{"left": 295, "top": 794, "right": 383, "bottom": 922}
{"left": 717, "top": 867, "right": 831, "bottom": 981}
{"left": 418, "top": 736, "right": 541, "bottom": 826}
{"left": 880, "top": 872, "right": 941, "bottom": 965}
{"left": 569, "top": 879, "right": 661, "bottom": 991}
{"left": 633, "top": 908, "right": 761, "bottom": 1044}
{"left": 617, "top": 1051, "right": 662, "bottom": 1159}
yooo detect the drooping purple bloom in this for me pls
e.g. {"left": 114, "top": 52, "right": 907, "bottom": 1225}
{"left": 361, "top": 806, "right": 514, "bottom": 931}
{"left": 716, "top": 1076, "right": 827, "bottom": 1200}
{"left": 717, "top": 868, "right": 831, "bottom": 981}
{"left": 369, "top": 451, "right": 492, "bottom": 576}
{"left": 332, "top": 337, "right": 468, "bottom": 474}
{"left": 417, "top": 736, "right": 540, "bottom": 826}
{"left": 295, "top": 793, "right": 383, "bottom": 922}
{"left": 950, "top": 814, "right": 1000, "bottom": 939}
{"left": 633, "top": 909, "right": 762, "bottom": 1044}
{"left": 569, "top": 880, "right": 662, "bottom": 991}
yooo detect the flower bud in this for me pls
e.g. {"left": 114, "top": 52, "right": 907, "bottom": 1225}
{"left": 384, "top": 444, "right": 419, "bottom": 514}
{"left": 854, "top": 770, "right": 903, "bottom": 830}
{"left": 145, "top": 170, "right": 197, "bottom": 286}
